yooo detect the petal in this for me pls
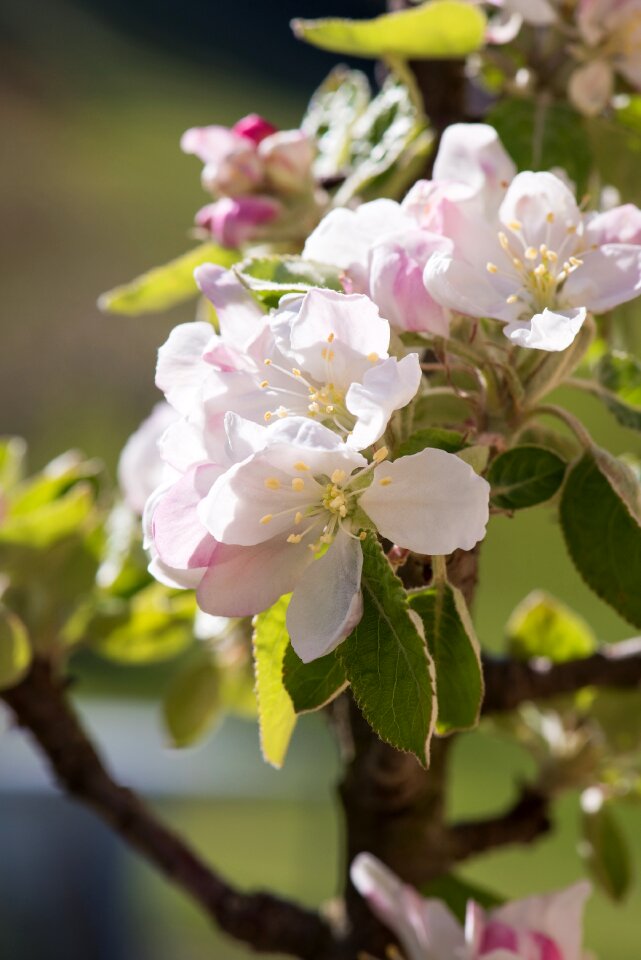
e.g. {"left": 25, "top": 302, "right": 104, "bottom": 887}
{"left": 194, "top": 264, "right": 266, "bottom": 352}
{"left": 346, "top": 354, "right": 422, "bottom": 450}
{"left": 118, "top": 403, "right": 178, "bottom": 514}
{"left": 259, "top": 130, "right": 314, "bottom": 193}
{"left": 503, "top": 307, "right": 587, "bottom": 351}
{"left": 424, "top": 252, "right": 518, "bottom": 322}
{"left": 287, "top": 528, "right": 363, "bottom": 662}
{"left": 500, "top": 172, "right": 582, "bottom": 251}
{"left": 568, "top": 60, "right": 613, "bottom": 117}
{"left": 503, "top": 0, "right": 557, "bottom": 24}
{"left": 562, "top": 244, "right": 641, "bottom": 313}
{"left": 586, "top": 204, "right": 641, "bottom": 246}
{"left": 156, "top": 322, "right": 215, "bottom": 415}
{"left": 152, "top": 464, "right": 221, "bottom": 570}
{"left": 149, "top": 555, "right": 206, "bottom": 590}
{"left": 360, "top": 449, "right": 490, "bottom": 555}
{"left": 432, "top": 123, "right": 516, "bottom": 207}
{"left": 195, "top": 196, "right": 281, "bottom": 248}
{"left": 490, "top": 882, "right": 591, "bottom": 960}
{"left": 180, "top": 125, "right": 242, "bottom": 163}
{"left": 196, "top": 538, "right": 312, "bottom": 617}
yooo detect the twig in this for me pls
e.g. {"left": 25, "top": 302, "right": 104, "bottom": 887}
{"left": 449, "top": 786, "right": 551, "bottom": 860}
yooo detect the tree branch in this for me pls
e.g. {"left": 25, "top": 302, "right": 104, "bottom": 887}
{"left": 1, "top": 659, "right": 334, "bottom": 960}
{"left": 448, "top": 787, "right": 551, "bottom": 862}
{"left": 482, "top": 638, "right": 641, "bottom": 714}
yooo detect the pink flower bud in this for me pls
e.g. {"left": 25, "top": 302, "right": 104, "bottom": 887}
{"left": 232, "top": 113, "right": 279, "bottom": 144}
{"left": 201, "top": 140, "right": 264, "bottom": 197}
{"left": 195, "top": 196, "right": 281, "bottom": 248}
{"left": 260, "top": 130, "right": 315, "bottom": 194}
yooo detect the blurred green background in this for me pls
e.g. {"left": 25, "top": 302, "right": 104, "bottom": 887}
{"left": 2, "top": 0, "right": 641, "bottom": 957}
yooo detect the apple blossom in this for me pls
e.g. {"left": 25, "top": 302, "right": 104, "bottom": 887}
{"left": 117, "top": 402, "right": 179, "bottom": 514}
{"left": 351, "top": 853, "right": 592, "bottom": 960}
{"left": 571, "top": 0, "right": 641, "bottom": 114}
{"left": 423, "top": 169, "right": 641, "bottom": 350}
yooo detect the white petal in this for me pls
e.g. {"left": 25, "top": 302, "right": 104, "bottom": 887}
{"left": 194, "top": 264, "right": 266, "bottom": 352}
{"left": 360, "top": 449, "right": 490, "bottom": 555}
{"left": 500, "top": 172, "right": 582, "bottom": 250}
{"left": 152, "top": 464, "right": 221, "bottom": 570}
{"left": 503, "top": 0, "right": 557, "bottom": 24}
{"left": 156, "top": 322, "right": 215, "bottom": 415}
{"left": 149, "top": 556, "right": 206, "bottom": 590}
{"left": 433, "top": 123, "right": 516, "bottom": 208}
{"left": 490, "top": 882, "right": 591, "bottom": 960}
{"left": 585, "top": 204, "right": 641, "bottom": 246}
{"left": 504, "top": 307, "right": 586, "bottom": 351}
{"left": 568, "top": 60, "right": 613, "bottom": 117}
{"left": 563, "top": 244, "right": 641, "bottom": 313}
{"left": 117, "top": 403, "right": 178, "bottom": 514}
{"left": 346, "top": 354, "right": 422, "bottom": 450}
{"left": 424, "top": 252, "right": 518, "bottom": 322}
{"left": 287, "top": 528, "right": 363, "bottom": 662}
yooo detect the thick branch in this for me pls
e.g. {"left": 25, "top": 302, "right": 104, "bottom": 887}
{"left": 1, "top": 659, "right": 333, "bottom": 960}
{"left": 482, "top": 638, "right": 641, "bottom": 714}
{"left": 448, "top": 787, "right": 551, "bottom": 862}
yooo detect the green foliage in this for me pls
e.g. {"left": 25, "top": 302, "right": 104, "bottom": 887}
{"left": 163, "top": 649, "right": 222, "bottom": 748}
{"left": 410, "top": 581, "right": 483, "bottom": 734}
{"left": 282, "top": 643, "right": 347, "bottom": 713}
{"left": 338, "top": 536, "right": 436, "bottom": 766}
{"left": 0, "top": 608, "right": 32, "bottom": 691}
{"left": 595, "top": 352, "right": 641, "bottom": 431}
{"left": 394, "top": 428, "right": 467, "bottom": 459}
{"left": 507, "top": 591, "right": 597, "bottom": 663}
{"left": 234, "top": 255, "right": 342, "bottom": 308}
{"left": 560, "top": 448, "right": 641, "bottom": 629}
{"left": 421, "top": 874, "right": 504, "bottom": 921}
{"left": 0, "top": 437, "right": 27, "bottom": 491}
{"left": 581, "top": 794, "right": 633, "bottom": 902}
{"left": 302, "top": 66, "right": 371, "bottom": 179}
{"left": 292, "top": 1, "right": 486, "bottom": 60}
{"left": 488, "top": 99, "right": 591, "bottom": 196}
{"left": 488, "top": 445, "right": 567, "bottom": 510}
{"left": 252, "top": 596, "right": 297, "bottom": 769}
{"left": 98, "top": 242, "right": 238, "bottom": 316}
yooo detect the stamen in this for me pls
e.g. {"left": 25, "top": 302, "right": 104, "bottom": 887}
{"left": 373, "top": 446, "right": 389, "bottom": 463}
{"left": 486, "top": 262, "right": 498, "bottom": 274}
{"left": 525, "top": 247, "right": 538, "bottom": 260}
{"left": 331, "top": 469, "right": 346, "bottom": 484}
{"left": 379, "top": 477, "right": 393, "bottom": 486}
{"left": 546, "top": 212, "right": 555, "bottom": 223}
{"left": 327, "top": 332, "right": 335, "bottom": 343}
{"left": 367, "top": 352, "right": 379, "bottom": 363}
{"left": 534, "top": 264, "right": 546, "bottom": 277}
{"left": 287, "top": 534, "right": 302, "bottom": 544}
{"left": 507, "top": 219, "right": 522, "bottom": 231}
{"left": 264, "top": 358, "right": 272, "bottom": 366}
{"left": 260, "top": 380, "right": 269, "bottom": 389}
{"left": 294, "top": 461, "right": 309, "bottom": 471}
{"left": 264, "top": 412, "right": 272, "bottom": 422}
{"left": 260, "top": 514, "right": 273, "bottom": 525}
{"left": 506, "top": 294, "right": 519, "bottom": 304}
{"left": 264, "top": 477, "right": 281, "bottom": 490}
{"left": 292, "top": 478, "right": 305, "bottom": 492}
{"left": 294, "top": 511, "right": 303, "bottom": 525}
{"left": 292, "top": 368, "right": 301, "bottom": 377}
{"left": 569, "top": 256, "right": 583, "bottom": 267}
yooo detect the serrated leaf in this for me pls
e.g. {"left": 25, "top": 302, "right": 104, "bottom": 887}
{"left": 488, "top": 445, "right": 567, "bottom": 510}
{"left": 338, "top": 536, "right": 436, "bottom": 765}
{"left": 234, "top": 255, "right": 343, "bottom": 308}
{"left": 488, "top": 99, "right": 591, "bottom": 196}
{"left": 421, "top": 874, "right": 504, "bottom": 922}
{"left": 0, "top": 608, "right": 32, "bottom": 691}
{"left": 507, "top": 590, "right": 597, "bottom": 663}
{"left": 595, "top": 352, "right": 641, "bottom": 430}
{"left": 98, "top": 242, "right": 239, "bottom": 316}
{"left": 395, "top": 428, "right": 466, "bottom": 459}
{"left": 293, "top": 1, "right": 486, "bottom": 59}
{"left": 581, "top": 795, "right": 632, "bottom": 901}
{"left": 560, "top": 448, "right": 641, "bottom": 628}
{"left": 163, "top": 651, "right": 221, "bottom": 748}
{"left": 302, "top": 66, "right": 371, "bottom": 180}
{"left": 252, "top": 595, "right": 296, "bottom": 768}
{"left": 282, "top": 643, "right": 347, "bottom": 713}
{"left": 410, "top": 581, "right": 483, "bottom": 734}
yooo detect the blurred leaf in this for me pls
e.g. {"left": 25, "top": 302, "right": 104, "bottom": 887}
{"left": 395, "top": 427, "right": 467, "bottom": 459}
{"left": 234, "top": 255, "right": 342, "bottom": 308}
{"left": 457, "top": 444, "right": 490, "bottom": 475}
{"left": 421, "top": 874, "right": 504, "bottom": 922}
{"left": 581, "top": 793, "right": 633, "bottom": 901}
{"left": 587, "top": 688, "right": 641, "bottom": 755}
{"left": 507, "top": 590, "right": 597, "bottom": 662}
{"left": 303, "top": 66, "right": 371, "bottom": 179}
{"left": 410, "top": 581, "right": 483, "bottom": 734}
{"left": 293, "top": 1, "right": 486, "bottom": 59}
{"left": 220, "top": 661, "right": 257, "bottom": 719}
{"left": 560, "top": 448, "right": 641, "bottom": 629}
{"left": 163, "top": 650, "right": 221, "bottom": 748}
{"left": 488, "top": 99, "right": 591, "bottom": 196}
{"left": 0, "top": 437, "right": 27, "bottom": 492}
{"left": 252, "top": 595, "right": 296, "bottom": 768}
{"left": 282, "top": 643, "right": 347, "bottom": 713}
{"left": 595, "top": 352, "right": 641, "bottom": 430}
{"left": 0, "top": 608, "right": 32, "bottom": 691}
{"left": 488, "top": 445, "right": 567, "bottom": 510}
{"left": 339, "top": 536, "right": 436, "bottom": 766}
{"left": 98, "top": 242, "right": 239, "bottom": 316}
{"left": 0, "top": 484, "right": 95, "bottom": 549}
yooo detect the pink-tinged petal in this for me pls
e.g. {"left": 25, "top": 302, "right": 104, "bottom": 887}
{"left": 563, "top": 244, "right": 641, "bottom": 312}
{"left": 180, "top": 125, "right": 242, "bottom": 163}
{"left": 485, "top": 9, "right": 523, "bottom": 44}
{"left": 158, "top": 416, "right": 210, "bottom": 473}
{"left": 568, "top": 60, "right": 613, "bottom": 117}
{"left": 490, "top": 882, "right": 591, "bottom": 960}
{"left": 479, "top": 920, "right": 519, "bottom": 954}
{"left": 197, "top": 538, "right": 312, "bottom": 617}
{"left": 194, "top": 264, "right": 266, "bottom": 351}
{"left": 152, "top": 464, "right": 221, "bottom": 570}
{"left": 346, "top": 354, "right": 422, "bottom": 450}
{"left": 503, "top": 0, "right": 557, "bottom": 24}
{"left": 424, "top": 252, "right": 518, "bottom": 322}
{"left": 149, "top": 556, "right": 206, "bottom": 590}
{"left": 531, "top": 931, "right": 564, "bottom": 960}
{"left": 500, "top": 172, "right": 582, "bottom": 251}
{"left": 287, "top": 528, "right": 363, "bottom": 662}
{"left": 201, "top": 141, "right": 264, "bottom": 197}
{"left": 156, "top": 321, "right": 215, "bottom": 415}
{"left": 432, "top": 123, "right": 516, "bottom": 208}
{"left": 195, "top": 196, "right": 281, "bottom": 248}
{"left": 586, "top": 204, "right": 641, "bottom": 245}
{"left": 118, "top": 403, "right": 178, "bottom": 514}
{"left": 503, "top": 308, "right": 587, "bottom": 351}
{"left": 232, "top": 113, "right": 278, "bottom": 144}
{"left": 260, "top": 130, "right": 315, "bottom": 194}
{"left": 360, "top": 449, "right": 490, "bottom": 555}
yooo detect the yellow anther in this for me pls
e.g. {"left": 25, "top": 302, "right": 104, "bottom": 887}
{"left": 264, "top": 358, "right": 272, "bottom": 365}
{"left": 260, "top": 514, "right": 273, "bottom": 525}
{"left": 331, "top": 469, "right": 346, "bottom": 484}
{"left": 525, "top": 246, "right": 538, "bottom": 260}
{"left": 367, "top": 352, "right": 379, "bottom": 363}
{"left": 277, "top": 408, "right": 288, "bottom": 418}
{"left": 292, "top": 368, "right": 302, "bottom": 377}
{"left": 567, "top": 224, "right": 577, "bottom": 234}
{"left": 287, "top": 534, "right": 302, "bottom": 544}
{"left": 546, "top": 212, "right": 555, "bottom": 223}
{"left": 534, "top": 264, "right": 547, "bottom": 277}
{"left": 327, "top": 332, "right": 335, "bottom": 343}
{"left": 325, "top": 405, "right": 334, "bottom": 413}
{"left": 508, "top": 219, "right": 522, "bottom": 231}
{"left": 500, "top": 179, "right": 509, "bottom": 188}
{"left": 512, "top": 258, "right": 522, "bottom": 268}
{"left": 547, "top": 250, "right": 558, "bottom": 262}
{"left": 358, "top": 531, "right": 367, "bottom": 540}
{"left": 379, "top": 477, "right": 393, "bottom": 486}
{"left": 540, "top": 244, "right": 548, "bottom": 255}
{"left": 557, "top": 270, "right": 568, "bottom": 283}
{"left": 292, "top": 477, "right": 305, "bottom": 492}
{"left": 320, "top": 533, "right": 334, "bottom": 544}
{"left": 373, "top": 446, "right": 389, "bottom": 463}
{"left": 260, "top": 379, "right": 269, "bottom": 388}
{"left": 506, "top": 294, "right": 519, "bottom": 304}
{"left": 294, "top": 511, "right": 303, "bottom": 525}
{"left": 264, "top": 477, "right": 281, "bottom": 490}
{"left": 486, "top": 262, "right": 498, "bottom": 274}
{"left": 308, "top": 402, "right": 320, "bottom": 414}
{"left": 498, "top": 232, "right": 509, "bottom": 249}
{"left": 569, "top": 256, "right": 583, "bottom": 267}
{"left": 264, "top": 412, "right": 272, "bottom": 422}
{"left": 294, "top": 461, "right": 309, "bottom": 471}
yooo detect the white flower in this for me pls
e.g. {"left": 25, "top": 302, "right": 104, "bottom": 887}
{"left": 117, "top": 402, "right": 179, "bottom": 514}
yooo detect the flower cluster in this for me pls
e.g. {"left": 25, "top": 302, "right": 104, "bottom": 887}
{"left": 351, "top": 853, "right": 593, "bottom": 960}
{"left": 182, "top": 113, "right": 323, "bottom": 247}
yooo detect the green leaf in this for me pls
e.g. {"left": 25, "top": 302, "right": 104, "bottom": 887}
{"left": 293, "top": 1, "right": 486, "bottom": 59}
{"left": 560, "top": 448, "right": 641, "bottom": 629}
{"left": 338, "top": 536, "right": 436, "bottom": 765}
{"left": 410, "top": 581, "right": 483, "bottom": 734}
{"left": 581, "top": 794, "right": 632, "bottom": 902}
{"left": 421, "top": 874, "right": 504, "bottom": 922}
{"left": 282, "top": 643, "right": 347, "bottom": 713}
{"left": 506, "top": 590, "right": 597, "bottom": 662}
{"left": 234, "top": 255, "right": 343, "bottom": 308}
{"left": 488, "top": 445, "right": 567, "bottom": 510}
{"left": 487, "top": 99, "right": 591, "bottom": 196}
{"left": 302, "top": 66, "right": 371, "bottom": 179}
{"left": 0, "top": 608, "right": 32, "bottom": 691}
{"left": 456, "top": 444, "right": 490, "bottom": 475}
{"left": 0, "top": 484, "right": 95, "bottom": 549}
{"left": 252, "top": 595, "right": 297, "bottom": 768}
{"left": 595, "top": 352, "right": 641, "bottom": 430}
{"left": 0, "top": 437, "right": 27, "bottom": 491}
{"left": 394, "top": 428, "right": 467, "bottom": 459}
{"left": 163, "top": 651, "right": 221, "bottom": 748}
{"left": 98, "top": 242, "right": 239, "bottom": 316}
{"left": 88, "top": 586, "right": 196, "bottom": 664}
